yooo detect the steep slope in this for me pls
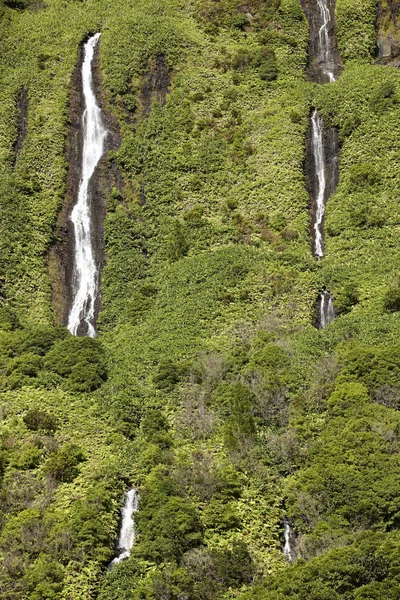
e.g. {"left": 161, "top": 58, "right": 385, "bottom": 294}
{"left": 1, "top": 0, "right": 400, "bottom": 598}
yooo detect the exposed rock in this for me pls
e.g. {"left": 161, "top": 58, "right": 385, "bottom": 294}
{"left": 13, "top": 87, "right": 28, "bottom": 168}
{"left": 376, "top": 0, "right": 400, "bottom": 65}
{"left": 48, "top": 35, "right": 121, "bottom": 328}
{"left": 141, "top": 54, "right": 170, "bottom": 116}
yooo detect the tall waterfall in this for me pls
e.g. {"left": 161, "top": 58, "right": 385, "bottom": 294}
{"left": 301, "top": 0, "right": 340, "bottom": 335}
{"left": 318, "top": 290, "right": 335, "bottom": 328}
{"left": 311, "top": 109, "right": 327, "bottom": 258}
{"left": 68, "top": 33, "right": 107, "bottom": 337}
{"left": 108, "top": 488, "right": 139, "bottom": 568}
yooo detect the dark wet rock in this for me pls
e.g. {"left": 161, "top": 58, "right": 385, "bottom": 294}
{"left": 300, "top": 0, "right": 342, "bottom": 82}
{"left": 376, "top": 0, "right": 400, "bottom": 65}
{"left": 141, "top": 54, "right": 170, "bottom": 116}
{"left": 48, "top": 36, "right": 121, "bottom": 328}
{"left": 13, "top": 87, "right": 28, "bottom": 168}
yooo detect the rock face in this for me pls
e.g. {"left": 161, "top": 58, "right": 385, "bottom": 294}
{"left": 141, "top": 53, "right": 170, "bottom": 116}
{"left": 49, "top": 35, "right": 120, "bottom": 329}
{"left": 13, "top": 87, "right": 28, "bottom": 168}
{"left": 377, "top": 0, "right": 400, "bottom": 64}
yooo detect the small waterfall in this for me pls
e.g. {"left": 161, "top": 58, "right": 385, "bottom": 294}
{"left": 68, "top": 33, "right": 108, "bottom": 337}
{"left": 316, "top": 0, "right": 335, "bottom": 81}
{"left": 283, "top": 520, "right": 295, "bottom": 562}
{"left": 318, "top": 290, "right": 335, "bottom": 329}
{"left": 311, "top": 109, "right": 326, "bottom": 258}
{"left": 302, "top": 0, "right": 341, "bottom": 82}
{"left": 108, "top": 488, "right": 139, "bottom": 569}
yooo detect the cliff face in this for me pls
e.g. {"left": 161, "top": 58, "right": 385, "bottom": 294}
{"left": 48, "top": 39, "right": 120, "bottom": 328}
{"left": 3, "top": 0, "right": 400, "bottom": 599}
{"left": 377, "top": 0, "right": 400, "bottom": 63}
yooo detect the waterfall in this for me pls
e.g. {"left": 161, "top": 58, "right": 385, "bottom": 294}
{"left": 68, "top": 33, "right": 108, "bottom": 337}
{"left": 316, "top": 0, "right": 335, "bottom": 81}
{"left": 108, "top": 488, "right": 139, "bottom": 569}
{"left": 311, "top": 109, "right": 327, "bottom": 259}
{"left": 318, "top": 290, "right": 334, "bottom": 328}
{"left": 283, "top": 520, "right": 295, "bottom": 562}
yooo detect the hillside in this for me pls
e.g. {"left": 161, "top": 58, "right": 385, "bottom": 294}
{"left": 1, "top": 0, "right": 400, "bottom": 598}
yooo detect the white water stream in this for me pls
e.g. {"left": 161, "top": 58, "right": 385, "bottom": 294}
{"left": 311, "top": 109, "right": 327, "bottom": 258}
{"left": 319, "top": 290, "right": 335, "bottom": 328}
{"left": 108, "top": 488, "right": 139, "bottom": 568}
{"left": 68, "top": 33, "right": 107, "bottom": 337}
{"left": 316, "top": 0, "right": 335, "bottom": 81}
{"left": 283, "top": 520, "right": 295, "bottom": 562}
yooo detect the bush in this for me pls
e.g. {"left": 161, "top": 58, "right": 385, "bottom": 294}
{"left": 370, "top": 81, "right": 398, "bottom": 113}
{"left": 23, "top": 409, "right": 58, "bottom": 433}
{"left": 43, "top": 336, "right": 107, "bottom": 392}
{"left": 348, "top": 163, "right": 380, "bottom": 191}
{"left": 43, "top": 444, "right": 85, "bottom": 483}
{"left": 383, "top": 279, "right": 400, "bottom": 312}
{"left": 152, "top": 359, "right": 183, "bottom": 390}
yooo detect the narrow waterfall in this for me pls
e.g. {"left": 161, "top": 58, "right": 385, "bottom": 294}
{"left": 301, "top": 0, "right": 341, "bottom": 337}
{"left": 108, "top": 488, "right": 139, "bottom": 569}
{"left": 302, "top": 0, "right": 341, "bottom": 82}
{"left": 283, "top": 520, "right": 295, "bottom": 562}
{"left": 68, "top": 33, "right": 108, "bottom": 337}
{"left": 311, "top": 109, "right": 326, "bottom": 258}
{"left": 316, "top": 0, "right": 335, "bottom": 81}
{"left": 318, "top": 290, "right": 335, "bottom": 328}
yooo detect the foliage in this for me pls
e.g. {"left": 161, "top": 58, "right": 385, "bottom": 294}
{"left": 2, "top": 0, "right": 400, "bottom": 598}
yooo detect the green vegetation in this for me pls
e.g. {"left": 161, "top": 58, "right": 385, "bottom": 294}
{"left": 1, "top": 0, "right": 400, "bottom": 598}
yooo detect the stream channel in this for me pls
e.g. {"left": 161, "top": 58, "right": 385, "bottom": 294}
{"left": 67, "top": 34, "right": 138, "bottom": 565}
{"left": 302, "top": 0, "right": 341, "bottom": 330}
{"left": 283, "top": 0, "right": 342, "bottom": 561}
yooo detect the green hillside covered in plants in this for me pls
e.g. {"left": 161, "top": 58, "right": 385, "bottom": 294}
{"left": 1, "top": 0, "right": 400, "bottom": 597}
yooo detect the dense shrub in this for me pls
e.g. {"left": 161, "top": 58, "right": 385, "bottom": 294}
{"left": 370, "top": 81, "right": 398, "bottom": 113}
{"left": 43, "top": 444, "right": 85, "bottom": 483}
{"left": 44, "top": 336, "right": 107, "bottom": 392}
{"left": 23, "top": 408, "right": 58, "bottom": 433}
{"left": 383, "top": 279, "right": 400, "bottom": 312}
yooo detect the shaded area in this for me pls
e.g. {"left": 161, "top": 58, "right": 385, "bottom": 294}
{"left": 141, "top": 53, "right": 170, "bottom": 116}
{"left": 13, "top": 87, "right": 28, "bottom": 168}
{"left": 376, "top": 0, "right": 400, "bottom": 64}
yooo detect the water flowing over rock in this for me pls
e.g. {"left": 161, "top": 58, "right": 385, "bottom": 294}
{"left": 68, "top": 33, "right": 108, "bottom": 337}
{"left": 311, "top": 110, "right": 326, "bottom": 258}
{"left": 283, "top": 520, "right": 295, "bottom": 562}
{"left": 318, "top": 290, "right": 335, "bottom": 329}
{"left": 301, "top": 0, "right": 341, "bottom": 82}
{"left": 307, "top": 111, "right": 339, "bottom": 259}
{"left": 108, "top": 488, "right": 139, "bottom": 569}
{"left": 302, "top": 0, "right": 340, "bottom": 331}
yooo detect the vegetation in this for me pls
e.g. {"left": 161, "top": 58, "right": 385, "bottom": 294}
{"left": 1, "top": 0, "right": 400, "bottom": 598}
